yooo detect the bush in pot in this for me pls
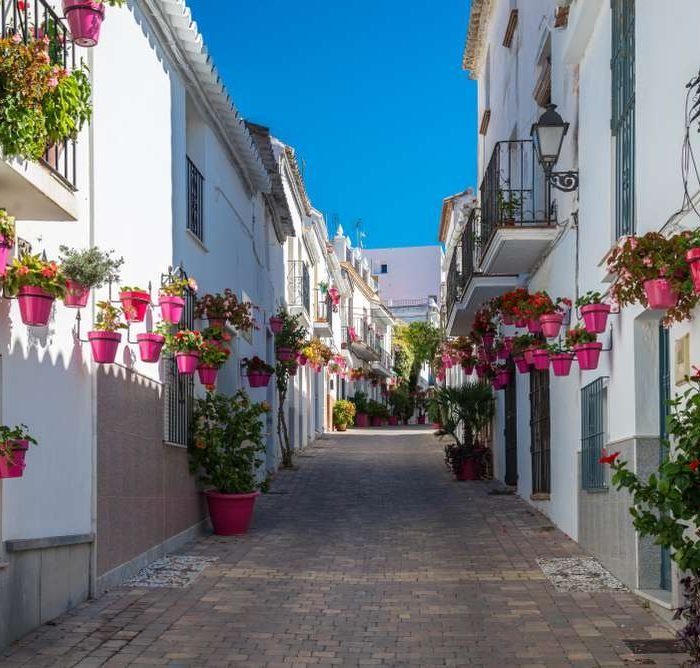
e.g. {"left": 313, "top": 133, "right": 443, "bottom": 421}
{"left": 333, "top": 400, "right": 355, "bottom": 431}
{"left": 350, "top": 391, "right": 370, "bottom": 427}
{"left": 0, "top": 424, "right": 37, "bottom": 479}
{"left": 566, "top": 325, "right": 601, "bottom": 371}
{"left": 4, "top": 254, "right": 65, "bottom": 326}
{"left": 274, "top": 310, "right": 306, "bottom": 362}
{"left": 59, "top": 245, "right": 123, "bottom": 308}
{"left": 189, "top": 391, "right": 270, "bottom": 535}
{"left": 244, "top": 356, "right": 275, "bottom": 388}
{"left": 367, "top": 399, "right": 390, "bottom": 427}
{"left": 576, "top": 291, "right": 611, "bottom": 334}
{"left": 197, "top": 339, "right": 230, "bottom": 389}
{"left": 388, "top": 385, "right": 414, "bottom": 425}
{"left": 159, "top": 274, "right": 197, "bottom": 324}
{"left": 88, "top": 301, "right": 126, "bottom": 364}
{"left": 195, "top": 289, "right": 257, "bottom": 332}
{"left": 137, "top": 321, "right": 169, "bottom": 363}
{"left": 0, "top": 210, "right": 15, "bottom": 275}
{"left": 163, "top": 329, "right": 203, "bottom": 375}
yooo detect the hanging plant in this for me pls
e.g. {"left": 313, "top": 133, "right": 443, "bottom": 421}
{"left": 197, "top": 340, "right": 230, "bottom": 389}
{"left": 4, "top": 254, "right": 65, "bottom": 326}
{"left": 159, "top": 274, "right": 197, "bottom": 324}
{"left": 163, "top": 329, "right": 204, "bottom": 375}
{"left": 0, "top": 424, "right": 37, "bottom": 479}
{"left": 244, "top": 356, "right": 275, "bottom": 388}
{"left": 59, "top": 245, "right": 123, "bottom": 308}
{"left": 576, "top": 291, "right": 611, "bottom": 334}
{"left": 88, "top": 301, "right": 126, "bottom": 364}
{"left": 195, "top": 289, "right": 257, "bottom": 331}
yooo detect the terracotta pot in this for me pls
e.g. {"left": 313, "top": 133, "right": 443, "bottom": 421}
{"left": 205, "top": 490, "right": 259, "bottom": 535}
{"left": 335, "top": 423, "right": 347, "bottom": 432}
{"left": 581, "top": 303, "right": 611, "bottom": 334}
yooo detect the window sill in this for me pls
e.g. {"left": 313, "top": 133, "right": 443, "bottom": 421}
{"left": 163, "top": 440, "right": 187, "bottom": 450}
{"left": 530, "top": 493, "right": 551, "bottom": 501}
{"left": 186, "top": 229, "right": 208, "bottom": 252}
{"left": 583, "top": 486, "right": 609, "bottom": 494}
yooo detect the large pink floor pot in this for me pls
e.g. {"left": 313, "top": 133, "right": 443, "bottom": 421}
{"left": 206, "top": 491, "right": 260, "bottom": 536}
{"left": 137, "top": 333, "right": 165, "bottom": 363}
{"left": 63, "top": 0, "right": 106, "bottom": 47}
{"left": 644, "top": 278, "right": 678, "bottom": 310}
{"left": 88, "top": 331, "right": 121, "bottom": 364}
{"left": 355, "top": 413, "right": 369, "bottom": 428}
{"left": 0, "top": 440, "right": 29, "bottom": 479}
{"left": 159, "top": 295, "right": 185, "bottom": 324}
{"left": 574, "top": 342, "right": 603, "bottom": 370}
{"left": 456, "top": 458, "right": 481, "bottom": 481}
{"left": 550, "top": 353, "right": 574, "bottom": 377}
{"left": 17, "top": 286, "right": 54, "bottom": 327}
{"left": 580, "top": 303, "right": 611, "bottom": 334}
{"left": 540, "top": 313, "right": 564, "bottom": 338}
{"left": 63, "top": 280, "right": 90, "bottom": 308}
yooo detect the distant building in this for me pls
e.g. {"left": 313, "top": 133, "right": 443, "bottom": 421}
{"left": 364, "top": 246, "right": 443, "bottom": 325}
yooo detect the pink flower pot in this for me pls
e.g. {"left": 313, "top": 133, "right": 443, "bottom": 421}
{"left": 687, "top": 248, "right": 700, "bottom": 293}
{"left": 176, "top": 351, "right": 200, "bottom": 375}
{"left": 502, "top": 314, "right": 514, "bottom": 326}
{"left": 574, "top": 342, "right": 603, "bottom": 371}
{"left": 417, "top": 415, "right": 426, "bottom": 425}
{"left": 388, "top": 416, "right": 399, "bottom": 426}
{"left": 0, "top": 237, "right": 11, "bottom": 276}
{"left": 371, "top": 416, "right": 383, "bottom": 427}
{"left": 197, "top": 365, "right": 218, "bottom": 386}
{"left": 355, "top": 413, "right": 369, "bottom": 428}
{"left": 17, "top": 286, "right": 54, "bottom": 327}
{"left": 581, "top": 303, "right": 611, "bottom": 334}
{"left": 288, "top": 363, "right": 298, "bottom": 376}
{"left": 550, "top": 353, "right": 574, "bottom": 377}
{"left": 0, "top": 440, "right": 28, "bottom": 479}
{"left": 119, "top": 290, "right": 150, "bottom": 323}
{"left": 644, "top": 278, "right": 678, "bottom": 310}
{"left": 298, "top": 354, "right": 308, "bottom": 366}
{"left": 63, "top": 280, "right": 90, "bottom": 308}
{"left": 532, "top": 349, "right": 550, "bottom": 371}
{"left": 514, "top": 318, "right": 527, "bottom": 328}
{"left": 269, "top": 316, "right": 283, "bottom": 334}
{"left": 481, "top": 333, "right": 495, "bottom": 349}
{"left": 503, "top": 337, "right": 514, "bottom": 353}
{"left": 205, "top": 490, "right": 260, "bottom": 535}
{"left": 497, "top": 348, "right": 509, "bottom": 361}
{"left": 207, "top": 315, "right": 226, "bottom": 329}
{"left": 495, "top": 369, "right": 510, "bottom": 386}
{"left": 523, "top": 348, "right": 535, "bottom": 366}
{"left": 276, "top": 347, "right": 295, "bottom": 362}
{"left": 540, "top": 312, "right": 564, "bottom": 338}
{"left": 62, "top": 0, "right": 105, "bottom": 47}
{"left": 88, "top": 331, "right": 121, "bottom": 364}
{"left": 137, "top": 333, "right": 165, "bottom": 363}
{"left": 527, "top": 319, "right": 542, "bottom": 334}
{"left": 514, "top": 355, "right": 530, "bottom": 374}
{"left": 159, "top": 295, "right": 185, "bottom": 324}
{"left": 247, "top": 371, "right": 272, "bottom": 388}
{"left": 456, "top": 458, "right": 480, "bottom": 481}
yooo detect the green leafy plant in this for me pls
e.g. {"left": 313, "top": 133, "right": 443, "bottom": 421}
{"left": 511, "top": 333, "right": 537, "bottom": 355}
{"left": 565, "top": 325, "right": 597, "bottom": 347}
{"left": 43, "top": 62, "right": 91, "bottom": 146}
{"left": 3, "top": 254, "right": 65, "bottom": 297}
{"left": 333, "top": 400, "right": 356, "bottom": 428}
{"left": 575, "top": 291, "right": 606, "bottom": 308}
{"left": 366, "top": 399, "right": 389, "bottom": 420}
{"left": 163, "top": 329, "right": 203, "bottom": 354}
{"left": 199, "top": 340, "right": 230, "bottom": 369}
{"left": 161, "top": 274, "right": 197, "bottom": 297}
{"left": 120, "top": 285, "right": 148, "bottom": 294}
{"left": 189, "top": 391, "right": 270, "bottom": 494}
{"left": 0, "top": 424, "right": 37, "bottom": 466}
{"left": 59, "top": 246, "right": 123, "bottom": 288}
{"left": 388, "top": 385, "right": 414, "bottom": 421}
{"left": 93, "top": 301, "right": 126, "bottom": 332}
{"left": 0, "top": 209, "right": 15, "bottom": 246}
{"left": 497, "top": 189, "right": 522, "bottom": 219}
{"left": 244, "top": 356, "right": 274, "bottom": 374}
{"left": 349, "top": 391, "right": 369, "bottom": 415}
{"left": 195, "top": 289, "right": 257, "bottom": 330}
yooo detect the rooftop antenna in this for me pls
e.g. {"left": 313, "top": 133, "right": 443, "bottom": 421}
{"left": 355, "top": 219, "right": 366, "bottom": 249}
{"left": 331, "top": 213, "right": 340, "bottom": 237}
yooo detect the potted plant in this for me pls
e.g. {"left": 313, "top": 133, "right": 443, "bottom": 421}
{"left": 333, "top": 400, "right": 356, "bottom": 432}
{"left": 473, "top": 307, "right": 497, "bottom": 348}
{"left": 159, "top": 274, "right": 197, "bottom": 324}
{"left": 367, "top": 400, "right": 389, "bottom": 427}
{"left": 0, "top": 209, "right": 15, "bottom": 276}
{"left": 497, "top": 189, "right": 521, "bottom": 225}
{"left": 493, "top": 365, "right": 510, "bottom": 388}
{"left": 495, "top": 287, "right": 530, "bottom": 326}
{"left": 511, "top": 334, "right": 536, "bottom": 372}
{"left": 0, "top": 424, "right": 37, "bottom": 479}
{"left": 414, "top": 390, "right": 428, "bottom": 424}
{"left": 350, "top": 392, "right": 370, "bottom": 427}
{"left": 566, "top": 325, "right": 601, "bottom": 371}
{"left": 532, "top": 346, "right": 550, "bottom": 371}
{"left": 243, "top": 357, "right": 275, "bottom": 388}
{"left": 59, "top": 245, "right": 123, "bottom": 309}
{"left": 430, "top": 382, "right": 494, "bottom": 481}
{"left": 4, "top": 254, "right": 65, "bottom": 326}
{"left": 388, "top": 386, "right": 414, "bottom": 425}
{"left": 197, "top": 339, "right": 230, "bottom": 388}
{"left": 576, "top": 291, "right": 611, "bottom": 334}
{"left": 189, "top": 391, "right": 270, "bottom": 535}
{"left": 274, "top": 310, "right": 306, "bottom": 362}
{"left": 88, "top": 301, "right": 126, "bottom": 364}
{"left": 62, "top": 0, "right": 125, "bottom": 48}
{"left": 164, "top": 329, "right": 203, "bottom": 375}
{"left": 547, "top": 343, "right": 574, "bottom": 377}
{"left": 119, "top": 285, "right": 151, "bottom": 323}
{"left": 328, "top": 286, "right": 340, "bottom": 306}
{"left": 539, "top": 295, "right": 571, "bottom": 338}
{"left": 137, "top": 322, "right": 169, "bottom": 364}
{"left": 195, "top": 289, "right": 257, "bottom": 331}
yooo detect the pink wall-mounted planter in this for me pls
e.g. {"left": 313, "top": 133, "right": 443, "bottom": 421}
{"left": 687, "top": 248, "right": 700, "bottom": 293}
{"left": 527, "top": 319, "right": 542, "bottom": 334}
{"left": 17, "top": 286, "right": 54, "bottom": 326}
{"left": 481, "top": 333, "right": 495, "bottom": 349}
{"left": 550, "top": 353, "right": 574, "bottom": 377}
{"left": 287, "top": 363, "right": 298, "bottom": 376}
{"left": 532, "top": 349, "right": 550, "bottom": 371}
{"left": 461, "top": 362, "right": 474, "bottom": 375}
{"left": 276, "top": 347, "right": 295, "bottom": 362}
{"left": 63, "top": 280, "right": 90, "bottom": 308}
{"left": 88, "top": 331, "right": 121, "bottom": 364}
{"left": 0, "top": 439, "right": 28, "bottom": 479}
{"left": 540, "top": 312, "right": 564, "bottom": 338}
{"left": 0, "top": 237, "right": 11, "bottom": 275}
{"left": 119, "top": 290, "right": 150, "bottom": 323}
{"left": 501, "top": 314, "right": 514, "bottom": 326}
{"left": 176, "top": 351, "right": 199, "bottom": 375}
{"left": 514, "top": 318, "right": 527, "bottom": 328}
{"left": 206, "top": 490, "right": 259, "bottom": 535}
{"left": 197, "top": 365, "right": 218, "bottom": 386}
{"left": 523, "top": 348, "right": 535, "bottom": 366}
{"left": 514, "top": 356, "right": 530, "bottom": 374}
{"left": 159, "top": 295, "right": 185, "bottom": 324}
{"left": 298, "top": 354, "right": 308, "bottom": 366}
{"left": 63, "top": 0, "right": 105, "bottom": 47}
{"left": 644, "top": 278, "right": 678, "bottom": 310}
{"left": 475, "top": 363, "right": 488, "bottom": 379}
{"left": 581, "top": 303, "right": 611, "bottom": 334}
{"left": 247, "top": 371, "right": 272, "bottom": 388}
{"left": 574, "top": 342, "right": 603, "bottom": 370}
{"left": 137, "top": 333, "right": 165, "bottom": 363}
{"left": 269, "top": 316, "right": 283, "bottom": 334}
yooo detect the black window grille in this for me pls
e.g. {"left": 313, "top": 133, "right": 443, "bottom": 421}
{"left": 288, "top": 261, "right": 310, "bottom": 314}
{"left": 611, "top": 0, "right": 635, "bottom": 237}
{"left": 164, "top": 283, "right": 195, "bottom": 446}
{"left": 187, "top": 157, "right": 204, "bottom": 241}
{"left": 581, "top": 378, "right": 607, "bottom": 490}
{"left": 504, "top": 371, "right": 518, "bottom": 486}
{"left": 530, "top": 369, "right": 551, "bottom": 494}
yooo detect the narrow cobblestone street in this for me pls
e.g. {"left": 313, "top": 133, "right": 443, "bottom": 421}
{"left": 0, "top": 428, "right": 686, "bottom": 667}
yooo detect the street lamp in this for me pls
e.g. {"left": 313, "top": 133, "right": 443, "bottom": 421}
{"left": 530, "top": 104, "right": 579, "bottom": 192}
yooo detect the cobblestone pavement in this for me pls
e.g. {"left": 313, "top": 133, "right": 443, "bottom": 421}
{"left": 0, "top": 427, "right": 687, "bottom": 667}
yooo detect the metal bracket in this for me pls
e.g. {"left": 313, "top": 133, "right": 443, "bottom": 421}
{"left": 74, "top": 311, "right": 89, "bottom": 343}
{"left": 549, "top": 170, "right": 579, "bottom": 192}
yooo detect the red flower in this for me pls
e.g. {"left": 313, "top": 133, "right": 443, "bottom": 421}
{"left": 598, "top": 450, "right": 621, "bottom": 465}
{"left": 689, "top": 460, "right": 700, "bottom": 472}
{"left": 17, "top": 0, "right": 26, "bottom": 10}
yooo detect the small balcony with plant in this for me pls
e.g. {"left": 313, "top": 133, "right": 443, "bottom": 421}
{"left": 342, "top": 317, "right": 380, "bottom": 363}
{"left": 287, "top": 260, "right": 310, "bottom": 323}
{"left": 312, "top": 286, "right": 334, "bottom": 337}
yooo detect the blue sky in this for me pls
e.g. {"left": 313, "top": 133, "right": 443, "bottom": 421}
{"left": 187, "top": 0, "right": 477, "bottom": 249}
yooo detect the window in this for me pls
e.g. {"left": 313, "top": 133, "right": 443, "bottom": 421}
{"left": 380, "top": 264, "right": 388, "bottom": 274}
{"left": 186, "top": 156, "right": 204, "bottom": 242}
{"left": 581, "top": 378, "right": 608, "bottom": 490}
{"left": 530, "top": 369, "right": 551, "bottom": 494}
{"left": 164, "top": 283, "right": 196, "bottom": 446}
{"left": 611, "top": 0, "right": 635, "bottom": 237}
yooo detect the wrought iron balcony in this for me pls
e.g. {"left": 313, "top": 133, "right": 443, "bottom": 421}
{"left": 288, "top": 260, "right": 310, "bottom": 315}
{"left": 371, "top": 345, "right": 393, "bottom": 377}
{"left": 445, "top": 207, "right": 482, "bottom": 322}
{"left": 343, "top": 318, "right": 381, "bottom": 362}
{"left": 313, "top": 289, "right": 333, "bottom": 336}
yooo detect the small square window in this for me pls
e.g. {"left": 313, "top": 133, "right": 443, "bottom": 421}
{"left": 380, "top": 264, "right": 388, "bottom": 274}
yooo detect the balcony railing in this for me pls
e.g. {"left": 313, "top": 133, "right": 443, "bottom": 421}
{"left": 314, "top": 289, "right": 333, "bottom": 326}
{"left": 344, "top": 318, "right": 380, "bottom": 352}
{"left": 288, "top": 260, "right": 310, "bottom": 314}
{"left": 446, "top": 207, "right": 482, "bottom": 320}
{"left": 479, "top": 139, "right": 551, "bottom": 260}
{"left": 376, "top": 346, "right": 393, "bottom": 371}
